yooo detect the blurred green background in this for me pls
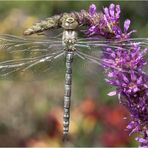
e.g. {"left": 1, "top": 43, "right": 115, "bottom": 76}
{"left": 0, "top": 0, "right": 147, "bottom": 147}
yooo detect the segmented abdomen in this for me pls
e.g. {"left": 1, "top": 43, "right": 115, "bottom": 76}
{"left": 63, "top": 51, "right": 73, "bottom": 135}
{"left": 23, "top": 10, "right": 103, "bottom": 36}
{"left": 24, "top": 14, "right": 62, "bottom": 35}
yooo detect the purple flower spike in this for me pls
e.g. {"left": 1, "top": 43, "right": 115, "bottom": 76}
{"left": 101, "top": 27, "right": 148, "bottom": 145}
{"left": 103, "top": 3, "right": 120, "bottom": 21}
{"left": 86, "top": 3, "right": 148, "bottom": 147}
{"left": 87, "top": 3, "right": 122, "bottom": 38}
{"left": 86, "top": 3, "right": 136, "bottom": 39}
{"left": 89, "top": 4, "right": 96, "bottom": 16}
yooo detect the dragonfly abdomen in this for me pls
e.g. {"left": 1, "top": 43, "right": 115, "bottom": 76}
{"left": 63, "top": 51, "right": 73, "bottom": 135}
{"left": 23, "top": 10, "right": 104, "bottom": 36}
{"left": 24, "top": 15, "right": 62, "bottom": 35}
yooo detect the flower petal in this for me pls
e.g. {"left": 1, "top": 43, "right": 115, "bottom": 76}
{"left": 109, "top": 3, "right": 115, "bottom": 17}
{"left": 115, "top": 5, "right": 120, "bottom": 19}
{"left": 89, "top": 4, "right": 96, "bottom": 16}
{"left": 126, "top": 29, "right": 137, "bottom": 37}
{"left": 88, "top": 25, "right": 97, "bottom": 34}
{"left": 107, "top": 91, "right": 117, "bottom": 96}
{"left": 135, "top": 137, "right": 148, "bottom": 143}
{"left": 137, "top": 76, "right": 143, "bottom": 85}
{"left": 104, "top": 7, "right": 109, "bottom": 18}
{"left": 124, "top": 19, "right": 131, "bottom": 32}
{"left": 130, "top": 71, "right": 137, "bottom": 81}
{"left": 108, "top": 72, "right": 114, "bottom": 77}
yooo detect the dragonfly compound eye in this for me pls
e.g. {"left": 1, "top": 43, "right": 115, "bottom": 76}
{"left": 62, "top": 16, "right": 78, "bottom": 30}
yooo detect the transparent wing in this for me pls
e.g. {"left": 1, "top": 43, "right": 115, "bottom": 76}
{"left": 75, "top": 37, "right": 148, "bottom": 74}
{"left": 77, "top": 37, "right": 148, "bottom": 48}
{"left": 0, "top": 34, "right": 62, "bottom": 52}
{"left": 0, "top": 34, "right": 65, "bottom": 80}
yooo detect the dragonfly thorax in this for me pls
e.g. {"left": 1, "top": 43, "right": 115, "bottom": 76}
{"left": 62, "top": 30, "right": 77, "bottom": 51}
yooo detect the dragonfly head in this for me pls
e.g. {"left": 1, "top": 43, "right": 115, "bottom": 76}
{"left": 62, "top": 15, "right": 78, "bottom": 30}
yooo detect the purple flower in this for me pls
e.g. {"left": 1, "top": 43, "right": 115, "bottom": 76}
{"left": 126, "top": 120, "right": 148, "bottom": 148}
{"left": 86, "top": 3, "right": 148, "bottom": 147}
{"left": 87, "top": 3, "right": 136, "bottom": 40}
{"left": 102, "top": 44, "right": 147, "bottom": 71}
{"left": 136, "top": 134, "right": 148, "bottom": 148}
{"left": 87, "top": 3, "right": 121, "bottom": 38}
{"left": 103, "top": 4, "right": 120, "bottom": 27}
{"left": 113, "top": 19, "right": 136, "bottom": 39}
{"left": 89, "top": 4, "right": 96, "bottom": 16}
{"left": 101, "top": 38, "right": 148, "bottom": 147}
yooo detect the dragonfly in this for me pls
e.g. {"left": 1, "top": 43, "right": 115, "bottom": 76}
{"left": 0, "top": 12, "right": 148, "bottom": 138}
